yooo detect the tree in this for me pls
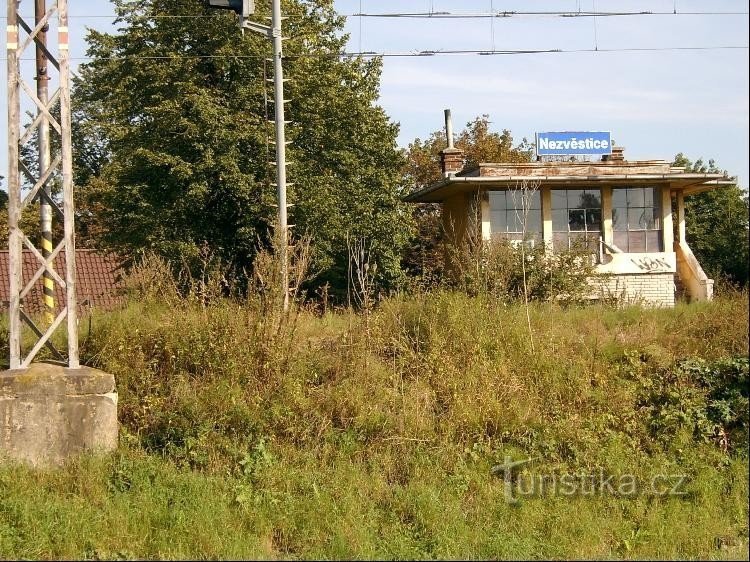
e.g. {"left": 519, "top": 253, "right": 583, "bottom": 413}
{"left": 74, "top": 0, "right": 412, "bottom": 299}
{"left": 673, "top": 153, "right": 749, "bottom": 286}
{"left": 401, "top": 115, "right": 532, "bottom": 282}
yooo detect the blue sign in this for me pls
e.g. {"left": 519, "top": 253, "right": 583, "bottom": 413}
{"left": 536, "top": 131, "right": 612, "bottom": 156}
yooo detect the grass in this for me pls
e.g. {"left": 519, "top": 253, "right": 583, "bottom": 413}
{"left": 1, "top": 290, "right": 748, "bottom": 559}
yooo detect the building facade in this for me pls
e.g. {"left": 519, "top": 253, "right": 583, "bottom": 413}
{"left": 405, "top": 124, "right": 730, "bottom": 307}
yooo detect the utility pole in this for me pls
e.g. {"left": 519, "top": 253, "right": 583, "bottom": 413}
{"left": 270, "top": 0, "right": 290, "bottom": 313}
{"left": 206, "top": 0, "right": 290, "bottom": 311}
{"left": 36, "top": 0, "right": 54, "bottom": 326}
{"left": 6, "top": 0, "right": 79, "bottom": 369}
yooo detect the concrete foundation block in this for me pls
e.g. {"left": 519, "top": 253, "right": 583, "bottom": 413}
{"left": 0, "top": 362, "right": 118, "bottom": 466}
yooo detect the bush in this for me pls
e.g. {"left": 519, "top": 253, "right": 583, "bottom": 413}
{"left": 446, "top": 237, "right": 599, "bottom": 304}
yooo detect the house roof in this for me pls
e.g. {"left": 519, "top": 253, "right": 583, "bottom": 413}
{"left": 404, "top": 159, "right": 732, "bottom": 203}
{"left": 0, "top": 249, "right": 124, "bottom": 314}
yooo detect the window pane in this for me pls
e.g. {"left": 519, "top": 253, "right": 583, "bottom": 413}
{"left": 528, "top": 190, "right": 541, "bottom": 210}
{"left": 489, "top": 191, "right": 507, "bottom": 212}
{"left": 646, "top": 230, "right": 662, "bottom": 252}
{"left": 629, "top": 231, "right": 646, "bottom": 252}
{"left": 587, "top": 208, "right": 602, "bottom": 231}
{"left": 652, "top": 212, "right": 661, "bottom": 230}
{"left": 628, "top": 208, "right": 647, "bottom": 230}
{"left": 569, "top": 209, "right": 586, "bottom": 231}
{"left": 551, "top": 189, "right": 567, "bottom": 209}
{"left": 613, "top": 207, "right": 627, "bottom": 231}
{"left": 553, "top": 232, "right": 569, "bottom": 252}
{"left": 641, "top": 208, "right": 656, "bottom": 230}
{"left": 552, "top": 209, "right": 568, "bottom": 231}
{"left": 614, "top": 231, "right": 629, "bottom": 252}
{"left": 627, "top": 188, "right": 645, "bottom": 207}
{"left": 612, "top": 188, "right": 627, "bottom": 208}
{"left": 507, "top": 190, "right": 523, "bottom": 210}
{"left": 491, "top": 211, "right": 506, "bottom": 234}
{"left": 507, "top": 210, "right": 523, "bottom": 233}
{"left": 526, "top": 209, "right": 542, "bottom": 234}
{"left": 643, "top": 187, "right": 655, "bottom": 207}
{"left": 582, "top": 189, "right": 601, "bottom": 208}
{"left": 567, "top": 189, "right": 585, "bottom": 208}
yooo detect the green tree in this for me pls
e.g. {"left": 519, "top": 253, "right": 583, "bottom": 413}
{"left": 673, "top": 153, "right": 749, "bottom": 286}
{"left": 74, "top": 0, "right": 412, "bottom": 298}
{"left": 402, "top": 116, "right": 532, "bottom": 283}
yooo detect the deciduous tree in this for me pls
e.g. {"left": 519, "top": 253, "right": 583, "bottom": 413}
{"left": 74, "top": 0, "right": 412, "bottom": 298}
{"left": 673, "top": 153, "right": 749, "bottom": 286}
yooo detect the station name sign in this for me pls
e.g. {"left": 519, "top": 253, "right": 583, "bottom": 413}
{"left": 536, "top": 131, "right": 612, "bottom": 156}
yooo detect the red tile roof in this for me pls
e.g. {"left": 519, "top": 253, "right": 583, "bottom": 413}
{"left": 0, "top": 249, "right": 124, "bottom": 314}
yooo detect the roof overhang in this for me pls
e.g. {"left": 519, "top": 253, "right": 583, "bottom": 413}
{"left": 403, "top": 173, "right": 731, "bottom": 203}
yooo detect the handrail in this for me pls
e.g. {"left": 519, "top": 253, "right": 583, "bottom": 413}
{"left": 675, "top": 240, "right": 714, "bottom": 301}
{"left": 598, "top": 237, "right": 623, "bottom": 264}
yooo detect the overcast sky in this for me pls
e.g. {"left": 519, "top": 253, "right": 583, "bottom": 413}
{"left": 1, "top": 0, "right": 748, "bottom": 188}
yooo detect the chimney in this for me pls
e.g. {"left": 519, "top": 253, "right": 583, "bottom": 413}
{"left": 440, "top": 109, "right": 464, "bottom": 177}
{"left": 603, "top": 146, "right": 625, "bottom": 162}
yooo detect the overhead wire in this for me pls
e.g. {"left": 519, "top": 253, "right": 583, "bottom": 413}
{"left": 1, "top": 45, "right": 745, "bottom": 63}
{"left": 1, "top": 10, "right": 749, "bottom": 20}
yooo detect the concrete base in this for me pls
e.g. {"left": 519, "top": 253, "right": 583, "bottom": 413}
{"left": 0, "top": 362, "right": 118, "bottom": 466}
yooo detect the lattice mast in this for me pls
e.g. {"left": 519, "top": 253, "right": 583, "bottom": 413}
{"left": 6, "top": 0, "right": 79, "bottom": 369}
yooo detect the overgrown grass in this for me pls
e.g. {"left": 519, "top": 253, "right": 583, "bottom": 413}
{"left": 1, "top": 291, "right": 748, "bottom": 559}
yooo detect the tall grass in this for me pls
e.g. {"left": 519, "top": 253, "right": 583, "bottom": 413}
{"left": 1, "top": 285, "right": 748, "bottom": 559}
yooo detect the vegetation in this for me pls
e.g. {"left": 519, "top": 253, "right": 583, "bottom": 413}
{"left": 1, "top": 266, "right": 747, "bottom": 558}
{"left": 1, "top": 2, "right": 748, "bottom": 558}
{"left": 672, "top": 153, "right": 749, "bottom": 287}
{"left": 401, "top": 116, "right": 533, "bottom": 282}
{"left": 73, "top": 0, "right": 412, "bottom": 298}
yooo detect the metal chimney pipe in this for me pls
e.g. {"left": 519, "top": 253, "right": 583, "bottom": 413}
{"left": 444, "top": 109, "right": 454, "bottom": 149}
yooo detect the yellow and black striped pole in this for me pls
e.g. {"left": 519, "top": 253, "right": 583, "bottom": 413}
{"left": 41, "top": 228, "right": 54, "bottom": 324}
{"left": 36, "top": 0, "right": 54, "bottom": 325}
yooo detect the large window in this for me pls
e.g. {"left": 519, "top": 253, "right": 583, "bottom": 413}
{"left": 612, "top": 187, "right": 662, "bottom": 252}
{"left": 552, "top": 189, "right": 601, "bottom": 252}
{"left": 489, "top": 190, "right": 542, "bottom": 243}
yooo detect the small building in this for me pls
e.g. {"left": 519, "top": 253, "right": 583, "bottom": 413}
{"left": 404, "top": 116, "right": 731, "bottom": 306}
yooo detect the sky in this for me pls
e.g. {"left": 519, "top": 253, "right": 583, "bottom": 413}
{"left": 1, "top": 0, "right": 748, "bottom": 189}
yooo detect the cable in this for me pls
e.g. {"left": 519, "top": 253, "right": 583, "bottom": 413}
{"left": 347, "top": 10, "right": 749, "bottom": 18}
{"left": 2, "top": 45, "right": 746, "bottom": 63}
{"left": 2, "top": 10, "right": 748, "bottom": 19}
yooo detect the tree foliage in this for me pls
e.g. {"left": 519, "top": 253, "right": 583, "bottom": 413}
{"left": 74, "top": 0, "right": 412, "bottom": 298}
{"left": 673, "top": 153, "right": 749, "bottom": 286}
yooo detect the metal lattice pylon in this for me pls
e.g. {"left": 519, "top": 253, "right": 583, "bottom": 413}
{"left": 6, "top": 0, "right": 79, "bottom": 369}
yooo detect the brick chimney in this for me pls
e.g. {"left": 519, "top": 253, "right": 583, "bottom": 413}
{"left": 440, "top": 109, "right": 464, "bottom": 177}
{"left": 603, "top": 146, "right": 625, "bottom": 162}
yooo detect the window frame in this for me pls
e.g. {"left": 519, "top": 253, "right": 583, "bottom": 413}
{"left": 612, "top": 186, "right": 663, "bottom": 253}
{"left": 489, "top": 190, "right": 543, "bottom": 242}
{"left": 551, "top": 188, "right": 602, "bottom": 253}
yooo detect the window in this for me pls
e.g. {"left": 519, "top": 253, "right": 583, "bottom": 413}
{"left": 489, "top": 190, "right": 542, "bottom": 243}
{"left": 612, "top": 187, "right": 662, "bottom": 252}
{"left": 551, "top": 189, "right": 601, "bottom": 252}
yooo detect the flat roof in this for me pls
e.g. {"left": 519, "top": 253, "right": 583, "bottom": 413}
{"left": 404, "top": 160, "right": 731, "bottom": 202}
